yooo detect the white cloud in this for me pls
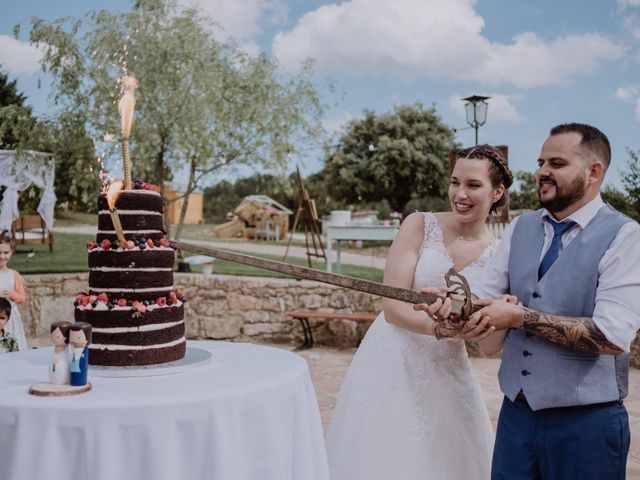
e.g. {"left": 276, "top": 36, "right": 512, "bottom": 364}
{"left": 616, "top": 85, "right": 639, "bottom": 101}
{"left": 181, "top": 0, "right": 287, "bottom": 40}
{"left": 0, "top": 35, "right": 43, "bottom": 75}
{"left": 323, "top": 110, "right": 354, "bottom": 135}
{"left": 272, "top": 0, "right": 625, "bottom": 88}
{"left": 619, "top": 0, "right": 640, "bottom": 7}
{"left": 448, "top": 93, "right": 524, "bottom": 124}
{"left": 615, "top": 85, "right": 640, "bottom": 120}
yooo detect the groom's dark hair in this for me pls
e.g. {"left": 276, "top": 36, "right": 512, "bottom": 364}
{"left": 550, "top": 123, "right": 611, "bottom": 170}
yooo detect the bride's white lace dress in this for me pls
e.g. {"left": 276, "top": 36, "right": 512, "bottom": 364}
{"left": 325, "top": 212, "right": 496, "bottom": 480}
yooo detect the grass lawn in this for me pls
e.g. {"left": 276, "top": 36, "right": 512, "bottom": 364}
{"left": 12, "top": 232, "right": 384, "bottom": 282}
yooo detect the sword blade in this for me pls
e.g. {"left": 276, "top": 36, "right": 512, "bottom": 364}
{"left": 171, "top": 240, "right": 471, "bottom": 315}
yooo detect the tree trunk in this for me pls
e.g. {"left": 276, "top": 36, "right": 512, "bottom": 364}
{"left": 174, "top": 156, "right": 197, "bottom": 241}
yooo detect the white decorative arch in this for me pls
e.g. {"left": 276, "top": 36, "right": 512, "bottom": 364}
{"left": 0, "top": 150, "right": 56, "bottom": 233}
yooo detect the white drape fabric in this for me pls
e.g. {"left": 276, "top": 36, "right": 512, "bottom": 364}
{"left": 0, "top": 150, "right": 56, "bottom": 233}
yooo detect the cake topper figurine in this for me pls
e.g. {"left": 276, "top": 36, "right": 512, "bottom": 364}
{"left": 29, "top": 321, "right": 92, "bottom": 396}
{"left": 48, "top": 321, "right": 72, "bottom": 385}
{"left": 69, "top": 322, "right": 92, "bottom": 387}
{"left": 118, "top": 75, "right": 138, "bottom": 190}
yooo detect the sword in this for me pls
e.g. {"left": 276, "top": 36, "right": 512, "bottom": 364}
{"left": 171, "top": 241, "right": 480, "bottom": 327}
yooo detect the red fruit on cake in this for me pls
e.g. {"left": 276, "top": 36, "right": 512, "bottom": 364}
{"left": 96, "top": 292, "right": 109, "bottom": 303}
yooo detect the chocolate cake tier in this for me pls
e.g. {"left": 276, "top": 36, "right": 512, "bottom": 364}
{"left": 98, "top": 190, "right": 163, "bottom": 212}
{"left": 98, "top": 212, "right": 164, "bottom": 232}
{"left": 89, "top": 249, "right": 175, "bottom": 269}
{"left": 89, "top": 339, "right": 187, "bottom": 366}
{"left": 75, "top": 304, "right": 184, "bottom": 327}
{"left": 90, "top": 322, "right": 185, "bottom": 347}
{"left": 89, "top": 269, "right": 173, "bottom": 290}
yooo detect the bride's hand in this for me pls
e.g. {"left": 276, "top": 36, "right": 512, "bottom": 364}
{"left": 457, "top": 313, "right": 495, "bottom": 341}
{"left": 413, "top": 287, "right": 450, "bottom": 321}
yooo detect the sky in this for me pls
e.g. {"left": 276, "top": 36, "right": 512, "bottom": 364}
{"left": 2, "top": 0, "right": 640, "bottom": 190}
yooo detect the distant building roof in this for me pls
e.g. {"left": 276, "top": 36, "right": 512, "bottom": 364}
{"left": 245, "top": 195, "right": 293, "bottom": 215}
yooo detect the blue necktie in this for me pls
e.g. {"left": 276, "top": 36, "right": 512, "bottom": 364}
{"left": 538, "top": 220, "right": 576, "bottom": 280}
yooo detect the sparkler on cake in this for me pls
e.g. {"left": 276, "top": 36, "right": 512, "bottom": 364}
{"left": 118, "top": 75, "right": 138, "bottom": 190}
{"left": 106, "top": 179, "right": 127, "bottom": 245}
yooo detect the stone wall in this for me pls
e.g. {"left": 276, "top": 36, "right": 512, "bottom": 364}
{"left": 19, "top": 273, "right": 381, "bottom": 348}
{"left": 18, "top": 273, "right": 640, "bottom": 367}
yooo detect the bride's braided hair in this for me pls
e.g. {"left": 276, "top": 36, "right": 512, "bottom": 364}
{"left": 454, "top": 144, "right": 513, "bottom": 213}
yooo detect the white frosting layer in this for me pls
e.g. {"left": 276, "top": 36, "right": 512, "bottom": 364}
{"left": 90, "top": 286, "right": 173, "bottom": 293}
{"left": 75, "top": 300, "right": 182, "bottom": 311}
{"left": 99, "top": 210, "right": 162, "bottom": 215}
{"left": 89, "top": 336, "right": 185, "bottom": 351}
{"left": 98, "top": 229, "right": 161, "bottom": 235}
{"left": 91, "top": 267, "right": 173, "bottom": 272}
{"left": 92, "top": 320, "right": 183, "bottom": 334}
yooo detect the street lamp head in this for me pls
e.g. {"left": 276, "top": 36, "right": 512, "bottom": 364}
{"left": 462, "top": 95, "right": 490, "bottom": 145}
{"left": 462, "top": 95, "right": 490, "bottom": 127}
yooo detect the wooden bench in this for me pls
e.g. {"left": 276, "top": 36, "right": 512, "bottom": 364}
{"left": 287, "top": 309, "right": 377, "bottom": 350}
{"left": 12, "top": 214, "right": 53, "bottom": 253}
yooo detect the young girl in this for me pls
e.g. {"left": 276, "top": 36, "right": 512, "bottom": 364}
{"left": 0, "top": 231, "right": 27, "bottom": 350}
{"left": 0, "top": 298, "right": 18, "bottom": 353}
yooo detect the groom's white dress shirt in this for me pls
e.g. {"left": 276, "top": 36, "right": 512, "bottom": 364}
{"left": 474, "top": 194, "right": 640, "bottom": 352}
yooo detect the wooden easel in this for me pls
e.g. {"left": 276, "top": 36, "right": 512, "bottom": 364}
{"left": 283, "top": 167, "right": 326, "bottom": 267}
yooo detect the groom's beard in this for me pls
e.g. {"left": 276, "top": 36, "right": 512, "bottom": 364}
{"left": 538, "top": 173, "right": 586, "bottom": 214}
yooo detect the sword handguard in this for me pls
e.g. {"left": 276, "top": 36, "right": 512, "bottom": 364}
{"left": 432, "top": 269, "right": 474, "bottom": 340}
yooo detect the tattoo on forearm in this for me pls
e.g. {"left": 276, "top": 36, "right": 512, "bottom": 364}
{"left": 522, "top": 308, "right": 623, "bottom": 354}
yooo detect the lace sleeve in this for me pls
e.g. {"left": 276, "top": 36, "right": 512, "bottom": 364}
{"left": 473, "top": 238, "right": 500, "bottom": 269}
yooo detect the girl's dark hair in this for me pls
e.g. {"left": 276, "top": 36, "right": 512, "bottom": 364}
{"left": 0, "top": 298, "right": 11, "bottom": 317}
{"left": 0, "top": 230, "right": 14, "bottom": 250}
{"left": 454, "top": 144, "right": 513, "bottom": 213}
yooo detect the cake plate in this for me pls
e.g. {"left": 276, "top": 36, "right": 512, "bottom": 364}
{"left": 90, "top": 346, "right": 214, "bottom": 378}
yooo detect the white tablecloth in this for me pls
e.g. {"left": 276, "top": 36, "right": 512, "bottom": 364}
{"left": 0, "top": 341, "right": 330, "bottom": 480}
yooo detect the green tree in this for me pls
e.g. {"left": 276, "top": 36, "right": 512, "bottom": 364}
{"left": 509, "top": 171, "right": 540, "bottom": 211}
{"left": 621, "top": 148, "right": 640, "bottom": 221}
{"left": 601, "top": 185, "right": 636, "bottom": 220}
{"left": 30, "top": 0, "right": 325, "bottom": 238}
{"left": 317, "top": 103, "right": 456, "bottom": 213}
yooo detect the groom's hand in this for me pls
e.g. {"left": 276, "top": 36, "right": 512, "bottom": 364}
{"left": 469, "top": 296, "right": 525, "bottom": 331}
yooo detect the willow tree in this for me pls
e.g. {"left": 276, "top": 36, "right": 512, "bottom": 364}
{"left": 29, "top": 0, "right": 325, "bottom": 237}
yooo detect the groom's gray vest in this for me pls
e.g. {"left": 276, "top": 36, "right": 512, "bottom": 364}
{"left": 498, "top": 205, "right": 632, "bottom": 411}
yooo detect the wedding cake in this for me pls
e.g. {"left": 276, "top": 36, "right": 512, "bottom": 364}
{"left": 74, "top": 183, "right": 187, "bottom": 366}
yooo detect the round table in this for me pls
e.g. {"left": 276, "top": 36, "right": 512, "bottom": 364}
{"left": 0, "top": 341, "right": 330, "bottom": 480}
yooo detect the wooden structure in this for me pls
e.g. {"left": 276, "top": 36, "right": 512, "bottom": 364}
{"left": 283, "top": 167, "right": 326, "bottom": 267}
{"left": 213, "top": 195, "right": 291, "bottom": 241}
{"left": 165, "top": 185, "right": 204, "bottom": 225}
{"left": 287, "top": 310, "right": 376, "bottom": 350}
{"left": 12, "top": 214, "right": 53, "bottom": 253}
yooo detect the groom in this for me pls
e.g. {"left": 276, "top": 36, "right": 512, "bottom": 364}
{"left": 426, "top": 123, "right": 640, "bottom": 479}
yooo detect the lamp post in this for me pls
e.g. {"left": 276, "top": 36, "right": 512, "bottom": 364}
{"left": 462, "top": 95, "right": 490, "bottom": 145}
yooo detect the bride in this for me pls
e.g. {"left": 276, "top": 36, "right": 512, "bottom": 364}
{"left": 325, "top": 145, "right": 513, "bottom": 479}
